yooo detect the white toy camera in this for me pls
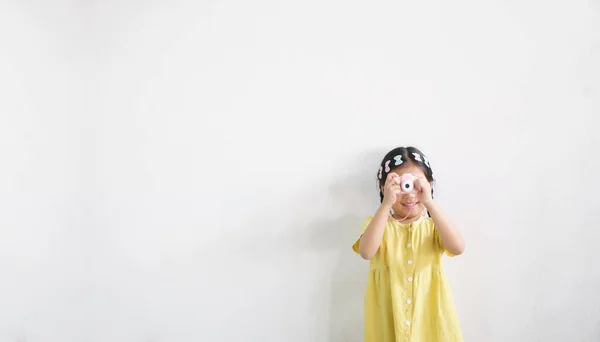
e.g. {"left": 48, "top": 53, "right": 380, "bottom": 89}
{"left": 398, "top": 174, "right": 418, "bottom": 194}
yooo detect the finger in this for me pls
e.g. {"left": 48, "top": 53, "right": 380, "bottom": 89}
{"left": 387, "top": 172, "right": 399, "bottom": 183}
{"left": 386, "top": 177, "right": 399, "bottom": 187}
{"left": 388, "top": 183, "right": 401, "bottom": 190}
{"left": 414, "top": 179, "right": 423, "bottom": 190}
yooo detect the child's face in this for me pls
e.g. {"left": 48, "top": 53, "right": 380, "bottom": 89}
{"left": 384, "top": 163, "right": 429, "bottom": 220}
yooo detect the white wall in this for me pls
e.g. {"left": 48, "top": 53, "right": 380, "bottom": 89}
{"left": 0, "top": 2, "right": 89, "bottom": 342}
{"left": 1, "top": 1, "right": 599, "bottom": 341}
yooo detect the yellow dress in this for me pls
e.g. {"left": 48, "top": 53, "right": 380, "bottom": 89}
{"left": 353, "top": 215, "right": 463, "bottom": 342}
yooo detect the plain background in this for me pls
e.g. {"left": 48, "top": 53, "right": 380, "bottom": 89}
{"left": 1, "top": 1, "right": 599, "bottom": 341}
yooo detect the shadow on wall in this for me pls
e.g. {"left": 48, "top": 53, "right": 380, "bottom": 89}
{"left": 213, "top": 149, "right": 384, "bottom": 341}
{"left": 311, "top": 214, "right": 366, "bottom": 342}
{"left": 310, "top": 151, "right": 384, "bottom": 342}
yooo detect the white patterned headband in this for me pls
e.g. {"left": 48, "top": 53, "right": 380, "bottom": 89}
{"left": 378, "top": 152, "right": 435, "bottom": 181}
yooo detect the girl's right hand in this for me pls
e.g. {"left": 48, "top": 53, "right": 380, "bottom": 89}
{"left": 382, "top": 172, "right": 401, "bottom": 207}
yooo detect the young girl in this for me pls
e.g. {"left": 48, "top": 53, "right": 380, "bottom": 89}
{"left": 353, "top": 146, "right": 465, "bottom": 342}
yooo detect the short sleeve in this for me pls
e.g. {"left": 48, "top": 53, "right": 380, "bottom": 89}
{"left": 434, "top": 223, "right": 455, "bottom": 257}
{"left": 352, "top": 216, "right": 373, "bottom": 254}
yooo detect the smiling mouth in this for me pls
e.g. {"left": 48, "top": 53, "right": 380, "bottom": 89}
{"left": 402, "top": 202, "right": 419, "bottom": 209}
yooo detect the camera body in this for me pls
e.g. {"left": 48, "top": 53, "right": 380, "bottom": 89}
{"left": 398, "top": 173, "right": 418, "bottom": 194}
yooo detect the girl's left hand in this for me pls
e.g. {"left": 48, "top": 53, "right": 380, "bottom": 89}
{"left": 415, "top": 177, "right": 433, "bottom": 206}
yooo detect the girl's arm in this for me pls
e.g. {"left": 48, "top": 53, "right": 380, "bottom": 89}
{"left": 359, "top": 172, "right": 400, "bottom": 260}
{"left": 425, "top": 200, "right": 465, "bottom": 255}
{"left": 358, "top": 202, "right": 392, "bottom": 260}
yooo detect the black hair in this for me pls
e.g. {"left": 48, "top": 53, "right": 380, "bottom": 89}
{"left": 377, "top": 146, "right": 435, "bottom": 203}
